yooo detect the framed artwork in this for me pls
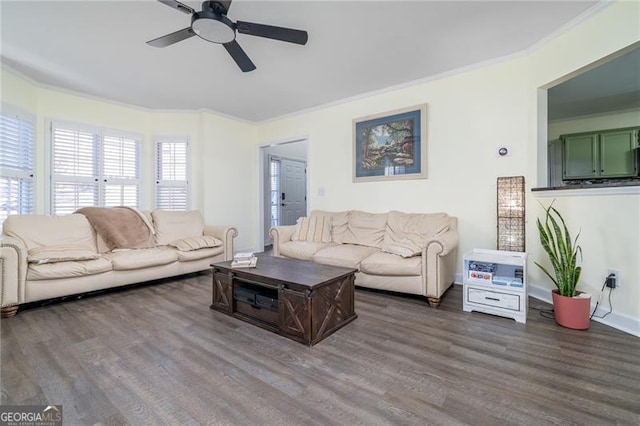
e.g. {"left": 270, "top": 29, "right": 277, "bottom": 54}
{"left": 352, "top": 104, "right": 427, "bottom": 182}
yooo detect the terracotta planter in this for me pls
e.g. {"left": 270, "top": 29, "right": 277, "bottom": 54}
{"left": 552, "top": 289, "right": 591, "bottom": 330}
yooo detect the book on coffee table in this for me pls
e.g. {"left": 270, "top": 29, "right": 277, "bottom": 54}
{"left": 231, "top": 256, "right": 257, "bottom": 268}
{"left": 234, "top": 252, "right": 254, "bottom": 260}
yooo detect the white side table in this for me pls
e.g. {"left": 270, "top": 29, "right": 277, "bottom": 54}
{"left": 462, "top": 249, "right": 527, "bottom": 323}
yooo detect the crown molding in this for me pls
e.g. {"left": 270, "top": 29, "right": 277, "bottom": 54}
{"left": 259, "top": 1, "right": 614, "bottom": 125}
{"left": 2, "top": 0, "right": 615, "bottom": 126}
{"left": 1, "top": 63, "right": 256, "bottom": 126}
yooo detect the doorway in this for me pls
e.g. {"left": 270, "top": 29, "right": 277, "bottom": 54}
{"left": 260, "top": 139, "right": 308, "bottom": 250}
{"left": 278, "top": 157, "right": 307, "bottom": 226}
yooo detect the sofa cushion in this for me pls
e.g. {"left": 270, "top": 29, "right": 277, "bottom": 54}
{"left": 291, "top": 216, "right": 332, "bottom": 243}
{"left": 170, "top": 235, "right": 223, "bottom": 251}
{"left": 382, "top": 211, "right": 450, "bottom": 257}
{"left": 27, "top": 246, "right": 100, "bottom": 264}
{"left": 360, "top": 251, "right": 422, "bottom": 277}
{"left": 4, "top": 214, "right": 97, "bottom": 252}
{"left": 27, "top": 258, "right": 112, "bottom": 281}
{"left": 152, "top": 210, "right": 204, "bottom": 246}
{"left": 310, "top": 210, "right": 350, "bottom": 244}
{"left": 313, "top": 245, "right": 378, "bottom": 269}
{"left": 106, "top": 247, "right": 178, "bottom": 271}
{"left": 280, "top": 241, "right": 333, "bottom": 260}
{"left": 342, "top": 211, "right": 388, "bottom": 248}
{"left": 176, "top": 246, "right": 224, "bottom": 261}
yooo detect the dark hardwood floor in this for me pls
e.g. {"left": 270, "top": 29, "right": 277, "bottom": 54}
{"left": 2, "top": 273, "right": 639, "bottom": 425}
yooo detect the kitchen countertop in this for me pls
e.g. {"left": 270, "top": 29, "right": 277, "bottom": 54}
{"left": 532, "top": 180, "right": 640, "bottom": 191}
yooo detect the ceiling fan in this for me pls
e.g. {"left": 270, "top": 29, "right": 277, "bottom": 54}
{"left": 147, "top": 0, "right": 308, "bottom": 72}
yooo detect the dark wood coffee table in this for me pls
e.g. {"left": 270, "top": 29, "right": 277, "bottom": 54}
{"left": 210, "top": 255, "right": 357, "bottom": 346}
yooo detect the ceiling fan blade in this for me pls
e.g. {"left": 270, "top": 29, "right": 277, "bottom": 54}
{"left": 236, "top": 21, "right": 308, "bottom": 45}
{"left": 211, "top": 0, "right": 233, "bottom": 15}
{"left": 147, "top": 27, "right": 196, "bottom": 48}
{"left": 157, "top": 0, "right": 195, "bottom": 15}
{"left": 223, "top": 40, "right": 256, "bottom": 72}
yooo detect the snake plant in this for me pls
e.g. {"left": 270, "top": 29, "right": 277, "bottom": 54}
{"left": 534, "top": 201, "right": 583, "bottom": 297}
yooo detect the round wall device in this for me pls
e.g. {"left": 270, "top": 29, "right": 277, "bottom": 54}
{"left": 498, "top": 147, "right": 509, "bottom": 156}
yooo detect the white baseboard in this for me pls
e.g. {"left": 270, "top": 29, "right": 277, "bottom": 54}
{"left": 454, "top": 273, "right": 638, "bottom": 337}
{"left": 527, "top": 283, "right": 640, "bottom": 338}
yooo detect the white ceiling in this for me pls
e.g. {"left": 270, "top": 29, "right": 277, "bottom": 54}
{"left": 548, "top": 48, "right": 640, "bottom": 120}
{"left": 1, "top": 0, "right": 601, "bottom": 122}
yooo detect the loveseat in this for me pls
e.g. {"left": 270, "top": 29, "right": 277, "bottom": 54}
{"left": 270, "top": 210, "right": 458, "bottom": 307}
{"left": 0, "top": 208, "right": 237, "bottom": 317}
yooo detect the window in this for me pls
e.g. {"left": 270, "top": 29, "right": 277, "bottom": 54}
{"left": 102, "top": 133, "right": 141, "bottom": 207}
{"left": 269, "top": 157, "right": 281, "bottom": 228}
{"left": 0, "top": 107, "right": 35, "bottom": 224}
{"left": 50, "top": 121, "right": 141, "bottom": 214}
{"left": 155, "top": 137, "right": 189, "bottom": 211}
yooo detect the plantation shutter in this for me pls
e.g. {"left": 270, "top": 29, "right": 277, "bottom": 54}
{"left": 0, "top": 108, "right": 35, "bottom": 225}
{"left": 155, "top": 138, "right": 189, "bottom": 211}
{"left": 102, "top": 132, "right": 141, "bottom": 208}
{"left": 51, "top": 121, "right": 142, "bottom": 214}
{"left": 51, "top": 123, "right": 99, "bottom": 215}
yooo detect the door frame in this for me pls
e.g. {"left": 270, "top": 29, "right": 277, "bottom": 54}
{"left": 257, "top": 136, "right": 309, "bottom": 251}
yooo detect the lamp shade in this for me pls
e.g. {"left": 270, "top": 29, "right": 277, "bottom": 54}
{"left": 497, "top": 176, "right": 525, "bottom": 252}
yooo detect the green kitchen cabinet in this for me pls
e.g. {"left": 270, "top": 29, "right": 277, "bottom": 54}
{"left": 563, "top": 133, "right": 598, "bottom": 179}
{"left": 599, "top": 129, "right": 637, "bottom": 177}
{"left": 562, "top": 127, "right": 638, "bottom": 180}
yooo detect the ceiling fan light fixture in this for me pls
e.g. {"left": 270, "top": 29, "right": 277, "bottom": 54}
{"left": 150, "top": 0, "right": 309, "bottom": 72}
{"left": 191, "top": 11, "right": 235, "bottom": 44}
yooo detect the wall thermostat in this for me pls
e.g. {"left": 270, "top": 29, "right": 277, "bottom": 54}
{"left": 497, "top": 146, "right": 512, "bottom": 157}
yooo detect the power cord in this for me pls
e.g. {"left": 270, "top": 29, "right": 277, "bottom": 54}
{"left": 590, "top": 274, "right": 614, "bottom": 320}
{"left": 531, "top": 305, "right": 555, "bottom": 319}
{"left": 539, "top": 309, "right": 555, "bottom": 320}
{"left": 534, "top": 274, "right": 615, "bottom": 321}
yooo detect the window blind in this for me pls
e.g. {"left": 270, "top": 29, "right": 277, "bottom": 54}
{"left": 155, "top": 138, "right": 189, "bottom": 211}
{"left": 0, "top": 109, "right": 35, "bottom": 224}
{"left": 50, "top": 122, "right": 141, "bottom": 214}
{"left": 102, "top": 133, "right": 141, "bottom": 207}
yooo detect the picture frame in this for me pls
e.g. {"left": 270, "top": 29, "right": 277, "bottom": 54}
{"left": 352, "top": 104, "right": 427, "bottom": 182}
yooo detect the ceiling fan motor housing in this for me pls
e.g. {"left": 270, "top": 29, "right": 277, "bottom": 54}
{"left": 203, "top": 1, "right": 229, "bottom": 15}
{"left": 191, "top": 3, "right": 236, "bottom": 44}
{"left": 148, "top": 0, "right": 308, "bottom": 72}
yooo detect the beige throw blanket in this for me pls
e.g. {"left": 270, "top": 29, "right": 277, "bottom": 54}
{"left": 76, "top": 207, "right": 154, "bottom": 250}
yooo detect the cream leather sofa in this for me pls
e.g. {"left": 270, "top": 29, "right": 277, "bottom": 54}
{"left": 270, "top": 210, "right": 458, "bottom": 307}
{"left": 0, "top": 209, "right": 237, "bottom": 317}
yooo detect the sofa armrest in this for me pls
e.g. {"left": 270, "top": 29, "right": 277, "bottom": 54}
{"left": 269, "top": 225, "right": 296, "bottom": 257}
{"left": 203, "top": 225, "right": 239, "bottom": 261}
{"left": 425, "top": 229, "right": 458, "bottom": 256}
{"left": 422, "top": 228, "right": 459, "bottom": 299}
{"left": 1, "top": 236, "right": 27, "bottom": 307}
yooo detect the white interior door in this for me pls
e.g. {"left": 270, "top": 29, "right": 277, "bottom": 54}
{"left": 280, "top": 158, "right": 306, "bottom": 226}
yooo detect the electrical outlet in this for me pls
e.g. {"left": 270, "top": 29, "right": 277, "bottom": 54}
{"left": 607, "top": 269, "right": 621, "bottom": 288}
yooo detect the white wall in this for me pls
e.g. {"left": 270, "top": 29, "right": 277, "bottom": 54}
{"left": 199, "top": 112, "right": 258, "bottom": 251}
{"left": 258, "top": 57, "right": 530, "bottom": 266}
{"left": 0, "top": 69, "right": 258, "bottom": 251}
{"left": 257, "top": 1, "right": 640, "bottom": 333}
{"left": 527, "top": 1, "right": 639, "bottom": 335}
